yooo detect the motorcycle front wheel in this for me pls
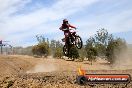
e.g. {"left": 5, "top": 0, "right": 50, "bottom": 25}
{"left": 75, "top": 36, "right": 83, "bottom": 49}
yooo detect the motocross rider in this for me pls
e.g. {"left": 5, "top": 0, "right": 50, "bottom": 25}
{"left": 59, "top": 19, "right": 76, "bottom": 45}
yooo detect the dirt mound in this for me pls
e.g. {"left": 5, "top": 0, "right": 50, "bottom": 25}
{"left": 0, "top": 55, "right": 34, "bottom": 76}
{"left": 0, "top": 55, "right": 132, "bottom": 88}
{"left": 1, "top": 71, "right": 132, "bottom": 88}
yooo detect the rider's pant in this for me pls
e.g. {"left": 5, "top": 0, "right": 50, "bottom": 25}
{"left": 64, "top": 31, "right": 69, "bottom": 45}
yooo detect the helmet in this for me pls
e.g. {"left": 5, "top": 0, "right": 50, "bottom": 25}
{"left": 63, "top": 19, "right": 68, "bottom": 23}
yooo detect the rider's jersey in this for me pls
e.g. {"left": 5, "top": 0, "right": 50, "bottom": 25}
{"left": 60, "top": 23, "right": 76, "bottom": 33}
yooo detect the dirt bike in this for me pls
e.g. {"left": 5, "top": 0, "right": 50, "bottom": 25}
{"left": 62, "top": 28, "right": 83, "bottom": 56}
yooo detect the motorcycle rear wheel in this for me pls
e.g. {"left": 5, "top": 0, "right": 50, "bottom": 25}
{"left": 63, "top": 45, "right": 69, "bottom": 56}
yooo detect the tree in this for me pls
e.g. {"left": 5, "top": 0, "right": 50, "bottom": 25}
{"left": 78, "top": 46, "right": 86, "bottom": 61}
{"left": 32, "top": 45, "right": 40, "bottom": 56}
{"left": 38, "top": 42, "right": 49, "bottom": 57}
{"left": 32, "top": 42, "right": 49, "bottom": 57}
{"left": 49, "top": 40, "right": 56, "bottom": 55}
{"left": 85, "top": 37, "right": 97, "bottom": 65}
{"left": 54, "top": 47, "right": 63, "bottom": 58}
{"left": 106, "top": 38, "right": 127, "bottom": 64}
{"left": 53, "top": 41, "right": 63, "bottom": 58}
{"left": 95, "top": 28, "right": 111, "bottom": 46}
{"left": 36, "top": 35, "right": 46, "bottom": 43}
{"left": 32, "top": 35, "right": 50, "bottom": 57}
{"left": 86, "top": 47, "right": 97, "bottom": 65}
{"left": 49, "top": 40, "right": 63, "bottom": 58}
{"left": 68, "top": 46, "right": 79, "bottom": 61}
{"left": 85, "top": 28, "right": 126, "bottom": 65}
{"left": 94, "top": 28, "right": 113, "bottom": 56}
{"left": 95, "top": 44, "right": 106, "bottom": 56}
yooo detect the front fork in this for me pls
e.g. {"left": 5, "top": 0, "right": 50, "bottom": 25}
{"left": 70, "top": 33, "right": 77, "bottom": 44}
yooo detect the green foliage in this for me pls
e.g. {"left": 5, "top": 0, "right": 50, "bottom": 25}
{"left": 95, "top": 28, "right": 113, "bottom": 46}
{"left": 68, "top": 46, "right": 79, "bottom": 61}
{"left": 54, "top": 47, "right": 63, "bottom": 58}
{"left": 86, "top": 47, "right": 97, "bottom": 65}
{"left": 53, "top": 41, "right": 63, "bottom": 58}
{"left": 36, "top": 35, "right": 47, "bottom": 43}
{"left": 85, "top": 28, "right": 126, "bottom": 64}
{"left": 32, "top": 42, "right": 49, "bottom": 57}
{"left": 85, "top": 37, "right": 97, "bottom": 64}
{"left": 50, "top": 40, "right": 63, "bottom": 58}
{"left": 32, "top": 45, "right": 39, "bottom": 55}
{"left": 94, "top": 29, "right": 114, "bottom": 56}
{"left": 78, "top": 46, "right": 86, "bottom": 61}
{"left": 50, "top": 40, "right": 56, "bottom": 55}
{"left": 33, "top": 35, "right": 64, "bottom": 58}
{"left": 86, "top": 37, "right": 95, "bottom": 47}
{"left": 38, "top": 42, "right": 49, "bottom": 56}
{"left": 30, "top": 28, "right": 127, "bottom": 65}
{"left": 95, "top": 44, "right": 106, "bottom": 56}
{"left": 32, "top": 35, "right": 50, "bottom": 57}
{"left": 106, "top": 38, "right": 127, "bottom": 64}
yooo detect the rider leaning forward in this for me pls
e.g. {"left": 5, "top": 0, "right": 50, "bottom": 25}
{"left": 59, "top": 19, "right": 77, "bottom": 44}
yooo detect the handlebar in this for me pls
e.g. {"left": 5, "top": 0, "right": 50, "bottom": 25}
{"left": 60, "top": 28, "right": 77, "bottom": 31}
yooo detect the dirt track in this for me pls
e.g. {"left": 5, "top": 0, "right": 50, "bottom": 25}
{"left": 0, "top": 55, "right": 132, "bottom": 88}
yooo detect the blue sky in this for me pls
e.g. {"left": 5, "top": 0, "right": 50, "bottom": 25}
{"left": 0, "top": 0, "right": 132, "bottom": 47}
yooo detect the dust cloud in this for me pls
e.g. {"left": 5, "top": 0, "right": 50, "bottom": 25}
{"left": 112, "top": 49, "right": 132, "bottom": 70}
{"left": 26, "top": 63, "right": 56, "bottom": 73}
{"left": 26, "top": 56, "right": 57, "bottom": 73}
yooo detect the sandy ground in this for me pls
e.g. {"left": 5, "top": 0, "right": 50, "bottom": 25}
{"left": 0, "top": 55, "right": 132, "bottom": 88}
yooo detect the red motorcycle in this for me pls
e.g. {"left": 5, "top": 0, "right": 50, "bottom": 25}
{"left": 62, "top": 28, "right": 83, "bottom": 56}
